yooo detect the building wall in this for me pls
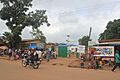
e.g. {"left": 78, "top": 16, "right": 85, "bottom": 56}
{"left": 20, "top": 39, "right": 41, "bottom": 49}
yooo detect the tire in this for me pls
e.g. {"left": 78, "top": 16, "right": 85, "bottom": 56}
{"left": 22, "top": 59, "right": 27, "bottom": 67}
{"left": 33, "top": 61, "right": 39, "bottom": 69}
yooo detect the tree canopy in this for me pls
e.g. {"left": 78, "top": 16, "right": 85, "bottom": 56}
{"left": 0, "top": 0, "right": 50, "bottom": 48}
{"left": 99, "top": 19, "right": 120, "bottom": 40}
{"left": 78, "top": 35, "right": 91, "bottom": 52}
{"left": 30, "top": 28, "right": 46, "bottom": 43}
{"left": 78, "top": 36, "right": 90, "bottom": 47}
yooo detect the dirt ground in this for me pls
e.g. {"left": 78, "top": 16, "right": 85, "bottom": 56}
{"left": 0, "top": 56, "right": 120, "bottom": 80}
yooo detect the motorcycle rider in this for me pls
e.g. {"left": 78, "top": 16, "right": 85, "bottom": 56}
{"left": 33, "top": 48, "right": 42, "bottom": 61}
{"left": 22, "top": 48, "right": 41, "bottom": 69}
{"left": 22, "top": 48, "right": 42, "bottom": 63}
{"left": 29, "top": 49, "right": 35, "bottom": 63}
{"left": 22, "top": 49, "right": 34, "bottom": 64}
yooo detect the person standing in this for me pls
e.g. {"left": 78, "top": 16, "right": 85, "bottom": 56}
{"left": 112, "top": 50, "right": 120, "bottom": 71}
{"left": 8, "top": 48, "right": 12, "bottom": 60}
{"left": 108, "top": 59, "right": 112, "bottom": 67}
{"left": 46, "top": 50, "right": 51, "bottom": 62}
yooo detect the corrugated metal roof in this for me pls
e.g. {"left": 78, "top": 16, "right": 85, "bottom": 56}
{"left": 99, "top": 39, "right": 120, "bottom": 43}
{"left": 94, "top": 42, "right": 120, "bottom": 46}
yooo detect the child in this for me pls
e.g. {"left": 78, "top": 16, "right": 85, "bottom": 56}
{"left": 87, "top": 61, "right": 91, "bottom": 69}
{"left": 108, "top": 59, "right": 112, "bottom": 67}
{"left": 99, "top": 60, "right": 103, "bottom": 69}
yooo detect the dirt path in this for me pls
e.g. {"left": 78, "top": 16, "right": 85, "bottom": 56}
{"left": 0, "top": 57, "right": 120, "bottom": 80}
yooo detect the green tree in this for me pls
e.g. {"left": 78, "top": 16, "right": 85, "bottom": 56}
{"left": 78, "top": 36, "right": 90, "bottom": 46}
{"left": 78, "top": 36, "right": 91, "bottom": 52}
{"left": 99, "top": 19, "right": 120, "bottom": 40}
{"left": 29, "top": 10, "right": 50, "bottom": 43}
{"left": 0, "top": 0, "right": 50, "bottom": 48}
{"left": 2, "top": 32, "right": 21, "bottom": 48}
{"left": 30, "top": 28, "right": 46, "bottom": 43}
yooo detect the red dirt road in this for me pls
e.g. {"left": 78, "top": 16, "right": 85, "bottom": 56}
{"left": 0, "top": 58, "right": 120, "bottom": 80}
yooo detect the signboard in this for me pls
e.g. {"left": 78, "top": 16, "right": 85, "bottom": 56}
{"left": 78, "top": 45, "right": 85, "bottom": 53}
{"left": 89, "top": 46, "right": 114, "bottom": 57}
{"left": 88, "top": 41, "right": 96, "bottom": 46}
{"left": 68, "top": 45, "right": 85, "bottom": 53}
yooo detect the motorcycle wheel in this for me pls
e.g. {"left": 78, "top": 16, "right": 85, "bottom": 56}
{"left": 32, "top": 61, "right": 39, "bottom": 69}
{"left": 22, "top": 60, "right": 27, "bottom": 67}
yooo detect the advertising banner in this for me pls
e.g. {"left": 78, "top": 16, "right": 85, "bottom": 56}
{"left": 89, "top": 46, "right": 114, "bottom": 57}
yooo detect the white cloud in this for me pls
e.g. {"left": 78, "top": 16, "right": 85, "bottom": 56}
{"left": 0, "top": 20, "right": 9, "bottom": 34}
{"left": 1, "top": 0, "right": 120, "bottom": 43}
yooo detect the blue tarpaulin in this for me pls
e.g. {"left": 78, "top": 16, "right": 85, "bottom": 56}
{"left": 29, "top": 43, "right": 37, "bottom": 49}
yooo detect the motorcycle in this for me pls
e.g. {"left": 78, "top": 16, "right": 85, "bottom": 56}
{"left": 22, "top": 54, "right": 42, "bottom": 69}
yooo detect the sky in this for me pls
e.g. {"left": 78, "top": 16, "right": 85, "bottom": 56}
{"left": 1, "top": 0, "right": 120, "bottom": 44}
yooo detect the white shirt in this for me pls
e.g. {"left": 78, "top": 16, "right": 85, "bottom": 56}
{"left": 34, "top": 50, "right": 42, "bottom": 58}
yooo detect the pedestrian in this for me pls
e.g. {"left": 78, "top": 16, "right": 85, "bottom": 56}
{"left": 95, "top": 58, "right": 99, "bottom": 69}
{"left": 8, "top": 48, "right": 12, "bottom": 60}
{"left": 112, "top": 50, "right": 120, "bottom": 71}
{"left": 93, "top": 59, "right": 97, "bottom": 69}
{"left": 108, "top": 59, "right": 112, "bottom": 67}
{"left": 11, "top": 49, "right": 16, "bottom": 60}
{"left": 87, "top": 61, "right": 91, "bottom": 69}
{"left": 46, "top": 49, "right": 51, "bottom": 62}
{"left": 53, "top": 51, "right": 57, "bottom": 59}
{"left": 99, "top": 60, "right": 103, "bottom": 69}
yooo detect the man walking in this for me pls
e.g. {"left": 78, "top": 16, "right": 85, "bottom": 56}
{"left": 112, "top": 50, "right": 120, "bottom": 71}
{"left": 8, "top": 48, "right": 12, "bottom": 60}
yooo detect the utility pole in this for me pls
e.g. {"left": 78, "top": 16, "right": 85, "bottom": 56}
{"left": 87, "top": 27, "right": 92, "bottom": 53}
{"left": 88, "top": 27, "right": 92, "bottom": 40}
{"left": 66, "top": 34, "right": 70, "bottom": 57}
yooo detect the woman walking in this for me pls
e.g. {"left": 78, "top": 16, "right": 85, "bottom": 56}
{"left": 112, "top": 50, "right": 120, "bottom": 71}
